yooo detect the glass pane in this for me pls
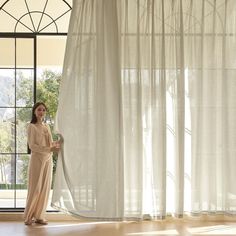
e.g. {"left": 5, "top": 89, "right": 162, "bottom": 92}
{"left": 16, "top": 154, "right": 29, "bottom": 208}
{"left": 55, "top": 13, "right": 71, "bottom": 33}
{"left": 0, "top": 11, "right": 17, "bottom": 32}
{"left": 0, "top": 38, "right": 15, "bottom": 67}
{"left": 16, "top": 38, "right": 34, "bottom": 68}
{"left": 16, "top": 69, "right": 34, "bottom": 107}
{"left": 0, "top": 69, "right": 15, "bottom": 107}
{"left": 3, "top": 0, "right": 27, "bottom": 23}
{"left": 16, "top": 108, "right": 31, "bottom": 153}
{"left": 37, "top": 36, "right": 67, "bottom": 66}
{"left": 0, "top": 108, "right": 15, "bottom": 153}
{"left": 0, "top": 154, "right": 15, "bottom": 208}
{"left": 46, "top": 0, "right": 71, "bottom": 19}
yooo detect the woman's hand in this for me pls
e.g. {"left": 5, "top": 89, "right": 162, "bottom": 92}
{"left": 51, "top": 141, "right": 61, "bottom": 153}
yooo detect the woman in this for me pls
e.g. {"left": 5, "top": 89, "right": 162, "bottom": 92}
{"left": 24, "top": 102, "right": 60, "bottom": 225}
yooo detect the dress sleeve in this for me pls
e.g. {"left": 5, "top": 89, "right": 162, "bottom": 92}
{"left": 45, "top": 123, "right": 53, "bottom": 145}
{"left": 27, "top": 123, "right": 51, "bottom": 154}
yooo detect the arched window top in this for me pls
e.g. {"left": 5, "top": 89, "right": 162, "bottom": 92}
{"left": 0, "top": 0, "right": 72, "bottom": 34}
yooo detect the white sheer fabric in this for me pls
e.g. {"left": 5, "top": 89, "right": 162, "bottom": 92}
{"left": 52, "top": 0, "right": 236, "bottom": 219}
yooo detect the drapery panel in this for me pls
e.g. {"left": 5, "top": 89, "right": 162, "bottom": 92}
{"left": 52, "top": 0, "right": 236, "bottom": 219}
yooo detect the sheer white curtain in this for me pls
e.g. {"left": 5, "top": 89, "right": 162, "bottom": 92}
{"left": 52, "top": 0, "right": 236, "bottom": 219}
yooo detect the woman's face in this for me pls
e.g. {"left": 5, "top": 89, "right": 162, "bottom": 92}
{"left": 34, "top": 104, "right": 46, "bottom": 121}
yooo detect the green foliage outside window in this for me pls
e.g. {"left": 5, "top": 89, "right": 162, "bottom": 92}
{"left": 37, "top": 70, "right": 62, "bottom": 185}
{"left": 0, "top": 69, "right": 61, "bottom": 188}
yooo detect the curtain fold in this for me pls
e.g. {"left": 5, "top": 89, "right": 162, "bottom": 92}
{"left": 52, "top": 0, "right": 123, "bottom": 219}
{"left": 52, "top": 0, "right": 236, "bottom": 219}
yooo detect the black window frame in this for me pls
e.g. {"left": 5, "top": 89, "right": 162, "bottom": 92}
{"left": 0, "top": 0, "right": 72, "bottom": 212}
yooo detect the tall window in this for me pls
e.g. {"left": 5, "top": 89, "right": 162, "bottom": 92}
{"left": 0, "top": 0, "right": 71, "bottom": 210}
{"left": 0, "top": 36, "right": 35, "bottom": 208}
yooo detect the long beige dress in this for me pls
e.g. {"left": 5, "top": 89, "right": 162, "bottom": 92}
{"left": 23, "top": 123, "right": 53, "bottom": 222}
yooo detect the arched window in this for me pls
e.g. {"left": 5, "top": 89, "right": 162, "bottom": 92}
{"left": 0, "top": 0, "right": 72, "bottom": 33}
{"left": 0, "top": 0, "right": 72, "bottom": 210}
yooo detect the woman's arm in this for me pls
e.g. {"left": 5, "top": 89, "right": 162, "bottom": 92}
{"left": 27, "top": 123, "right": 51, "bottom": 153}
{"left": 45, "top": 123, "right": 61, "bottom": 153}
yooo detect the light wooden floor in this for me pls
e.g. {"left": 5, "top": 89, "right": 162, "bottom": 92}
{"left": 1, "top": 219, "right": 236, "bottom": 236}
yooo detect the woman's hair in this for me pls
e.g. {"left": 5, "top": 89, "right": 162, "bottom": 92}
{"left": 30, "top": 102, "right": 47, "bottom": 124}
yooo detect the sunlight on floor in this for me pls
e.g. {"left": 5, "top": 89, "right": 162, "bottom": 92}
{"left": 126, "top": 229, "right": 179, "bottom": 235}
{"left": 187, "top": 225, "right": 236, "bottom": 235}
{"left": 43, "top": 221, "right": 118, "bottom": 228}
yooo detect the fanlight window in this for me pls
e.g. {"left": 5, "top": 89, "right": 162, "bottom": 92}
{"left": 0, "top": 0, "right": 72, "bottom": 33}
